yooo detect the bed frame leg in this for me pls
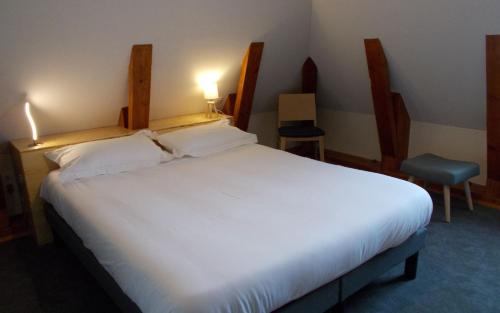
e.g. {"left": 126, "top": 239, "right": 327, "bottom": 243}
{"left": 331, "top": 301, "right": 345, "bottom": 313}
{"left": 404, "top": 252, "right": 419, "bottom": 280}
{"left": 52, "top": 231, "right": 65, "bottom": 248}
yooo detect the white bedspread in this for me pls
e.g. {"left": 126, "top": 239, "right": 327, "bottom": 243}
{"left": 41, "top": 144, "right": 432, "bottom": 313}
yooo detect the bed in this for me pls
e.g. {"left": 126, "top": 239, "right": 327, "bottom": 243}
{"left": 40, "top": 140, "right": 432, "bottom": 313}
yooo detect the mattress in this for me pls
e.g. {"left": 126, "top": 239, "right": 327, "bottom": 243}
{"left": 41, "top": 144, "right": 433, "bottom": 313}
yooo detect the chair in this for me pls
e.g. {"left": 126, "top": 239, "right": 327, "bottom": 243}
{"left": 401, "top": 153, "right": 480, "bottom": 223}
{"left": 278, "top": 93, "right": 325, "bottom": 161}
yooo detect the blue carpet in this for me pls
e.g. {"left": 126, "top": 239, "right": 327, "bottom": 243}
{"left": 0, "top": 194, "right": 499, "bottom": 313}
{"left": 345, "top": 195, "right": 500, "bottom": 313}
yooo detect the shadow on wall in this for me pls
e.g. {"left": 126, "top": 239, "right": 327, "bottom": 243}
{"left": 0, "top": 94, "right": 31, "bottom": 143}
{"left": 248, "top": 111, "right": 279, "bottom": 148}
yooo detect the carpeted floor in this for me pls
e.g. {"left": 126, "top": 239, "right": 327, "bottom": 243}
{"left": 1, "top": 194, "right": 499, "bottom": 313}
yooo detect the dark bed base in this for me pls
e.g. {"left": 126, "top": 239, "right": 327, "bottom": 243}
{"left": 45, "top": 203, "right": 426, "bottom": 313}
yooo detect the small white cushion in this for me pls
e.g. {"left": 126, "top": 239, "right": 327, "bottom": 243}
{"left": 157, "top": 123, "right": 258, "bottom": 158}
{"left": 46, "top": 130, "right": 172, "bottom": 183}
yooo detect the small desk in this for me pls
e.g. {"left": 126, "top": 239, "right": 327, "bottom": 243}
{"left": 10, "top": 113, "right": 231, "bottom": 245}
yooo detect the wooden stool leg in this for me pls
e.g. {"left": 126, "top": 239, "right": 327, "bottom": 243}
{"left": 280, "top": 137, "right": 286, "bottom": 151}
{"left": 408, "top": 176, "right": 415, "bottom": 183}
{"left": 464, "top": 180, "right": 474, "bottom": 211}
{"left": 319, "top": 137, "right": 325, "bottom": 162}
{"left": 444, "top": 185, "right": 451, "bottom": 223}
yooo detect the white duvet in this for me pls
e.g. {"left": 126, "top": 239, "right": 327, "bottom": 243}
{"left": 41, "top": 144, "right": 432, "bottom": 313}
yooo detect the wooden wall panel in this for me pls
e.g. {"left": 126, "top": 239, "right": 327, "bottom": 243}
{"left": 232, "top": 42, "right": 264, "bottom": 131}
{"left": 364, "top": 38, "right": 410, "bottom": 172}
{"left": 127, "top": 44, "right": 152, "bottom": 130}
{"left": 302, "top": 57, "right": 318, "bottom": 93}
{"left": 486, "top": 35, "right": 500, "bottom": 197}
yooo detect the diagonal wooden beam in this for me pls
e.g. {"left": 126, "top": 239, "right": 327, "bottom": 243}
{"left": 486, "top": 35, "right": 500, "bottom": 197}
{"left": 127, "top": 44, "right": 152, "bottom": 130}
{"left": 364, "top": 38, "right": 410, "bottom": 172}
{"left": 222, "top": 93, "right": 237, "bottom": 116}
{"left": 232, "top": 42, "right": 264, "bottom": 131}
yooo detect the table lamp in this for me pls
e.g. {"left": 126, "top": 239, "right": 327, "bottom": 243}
{"left": 204, "top": 81, "right": 219, "bottom": 118}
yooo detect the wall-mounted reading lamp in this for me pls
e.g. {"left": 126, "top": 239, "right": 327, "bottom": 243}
{"left": 24, "top": 102, "right": 40, "bottom": 147}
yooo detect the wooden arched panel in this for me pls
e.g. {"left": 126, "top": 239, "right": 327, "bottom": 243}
{"left": 302, "top": 57, "right": 318, "bottom": 93}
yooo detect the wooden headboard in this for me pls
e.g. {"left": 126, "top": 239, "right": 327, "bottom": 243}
{"left": 11, "top": 41, "right": 263, "bottom": 245}
{"left": 11, "top": 113, "right": 231, "bottom": 245}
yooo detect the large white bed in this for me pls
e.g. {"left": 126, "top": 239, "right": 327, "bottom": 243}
{"left": 41, "top": 143, "right": 432, "bottom": 313}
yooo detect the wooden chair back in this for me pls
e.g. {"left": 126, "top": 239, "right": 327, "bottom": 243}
{"left": 278, "top": 93, "right": 317, "bottom": 127}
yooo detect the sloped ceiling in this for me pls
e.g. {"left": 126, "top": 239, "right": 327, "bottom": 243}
{"left": 310, "top": 0, "right": 500, "bottom": 130}
{"left": 0, "top": 0, "right": 311, "bottom": 142}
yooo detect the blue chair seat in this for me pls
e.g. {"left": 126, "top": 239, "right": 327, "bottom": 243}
{"left": 278, "top": 126, "right": 325, "bottom": 138}
{"left": 400, "top": 153, "right": 479, "bottom": 185}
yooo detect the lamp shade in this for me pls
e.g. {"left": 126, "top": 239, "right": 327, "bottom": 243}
{"left": 203, "top": 82, "right": 219, "bottom": 100}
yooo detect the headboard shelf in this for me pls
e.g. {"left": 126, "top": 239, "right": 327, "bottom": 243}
{"left": 10, "top": 112, "right": 231, "bottom": 245}
{"left": 149, "top": 113, "right": 229, "bottom": 134}
{"left": 11, "top": 126, "right": 133, "bottom": 153}
{"left": 11, "top": 113, "right": 230, "bottom": 153}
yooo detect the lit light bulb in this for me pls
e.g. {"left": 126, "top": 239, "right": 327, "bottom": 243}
{"left": 24, "top": 102, "right": 39, "bottom": 146}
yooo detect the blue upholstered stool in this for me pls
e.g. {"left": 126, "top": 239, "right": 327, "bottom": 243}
{"left": 401, "top": 153, "right": 480, "bottom": 222}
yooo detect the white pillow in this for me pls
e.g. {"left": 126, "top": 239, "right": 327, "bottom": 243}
{"left": 157, "top": 124, "right": 258, "bottom": 158}
{"left": 46, "top": 130, "right": 173, "bottom": 183}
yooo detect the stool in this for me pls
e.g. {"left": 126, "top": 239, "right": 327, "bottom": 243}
{"left": 401, "top": 153, "right": 480, "bottom": 223}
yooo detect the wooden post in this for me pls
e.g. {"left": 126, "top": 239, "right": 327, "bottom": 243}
{"left": 232, "top": 42, "right": 264, "bottom": 131}
{"left": 127, "top": 44, "right": 152, "bottom": 130}
{"left": 222, "top": 93, "right": 237, "bottom": 116}
{"left": 486, "top": 35, "right": 500, "bottom": 197}
{"left": 364, "top": 38, "right": 410, "bottom": 172}
{"left": 302, "top": 57, "right": 318, "bottom": 93}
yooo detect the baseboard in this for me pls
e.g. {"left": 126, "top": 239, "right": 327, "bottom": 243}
{"left": 322, "top": 149, "right": 500, "bottom": 210}
{"left": 288, "top": 145, "right": 500, "bottom": 210}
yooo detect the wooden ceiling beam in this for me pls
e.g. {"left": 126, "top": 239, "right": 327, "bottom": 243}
{"left": 126, "top": 44, "right": 152, "bottom": 130}
{"left": 232, "top": 42, "right": 264, "bottom": 131}
{"left": 364, "top": 38, "right": 410, "bottom": 172}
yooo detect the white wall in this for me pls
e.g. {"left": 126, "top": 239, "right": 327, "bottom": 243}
{"left": 318, "top": 109, "right": 487, "bottom": 185}
{"left": 310, "top": 0, "right": 498, "bottom": 185}
{"left": 310, "top": 0, "right": 500, "bottom": 130}
{"left": 1, "top": 0, "right": 495, "bottom": 191}
{"left": 0, "top": 0, "right": 311, "bottom": 142}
